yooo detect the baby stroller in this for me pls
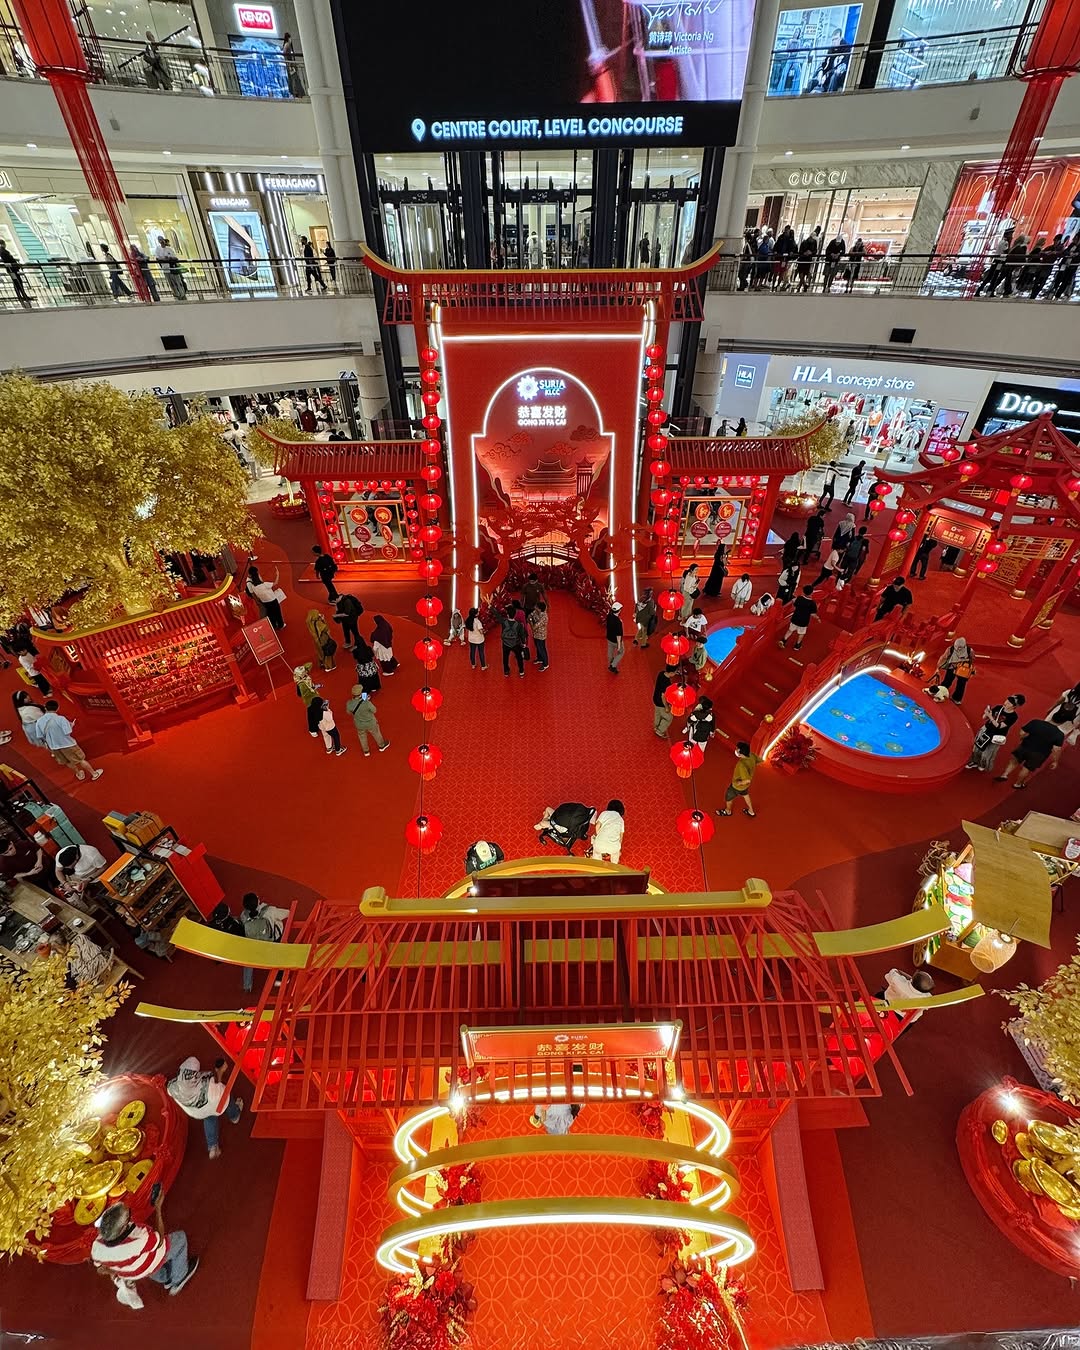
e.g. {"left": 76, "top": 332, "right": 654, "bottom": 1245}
{"left": 535, "top": 802, "right": 595, "bottom": 855}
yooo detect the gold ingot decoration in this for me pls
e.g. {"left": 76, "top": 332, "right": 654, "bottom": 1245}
{"left": 1014, "top": 1132, "right": 1036, "bottom": 1160}
{"left": 103, "top": 1126, "right": 143, "bottom": 1158}
{"left": 124, "top": 1159, "right": 153, "bottom": 1193}
{"left": 73, "top": 1195, "right": 106, "bottom": 1226}
{"left": 115, "top": 1100, "right": 146, "bottom": 1130}
{"left": 1031, "top": 1158, "right": 1080, "bottom": 1208}
{"left": 1030, "top": 1121, "right": 1077, "bottom": 1155}
{"left": 991, "top": 1119, "right": 1008, "bottom": 1145}
{"left": 70, "top": 1118, "right": 102, "bottom": 1146}
{"left": 1013, "top": 1159, "right": 1042, "bottom": 1194}
{"left": 75, "top": 1160, "right": 124, "bottom": 1199}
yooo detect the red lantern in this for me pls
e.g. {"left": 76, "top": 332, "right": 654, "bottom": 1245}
{"left": 1066, "top": 476, "right": 1080, "bottom": 493}
{"left": 420, "top": 367, "right": 440, "bottom": 385}
{"left": 977, "top": 558, "right": 999, "bottom": 575}
{"left": 406, "top": 509, "right": 420, "bottom": 520}
{"left": 422, "top": 438, "right": 441, "bottom": 457}
{"left": 411, "top": 686, "right": 444, "bottom": 721}
{"left": 416, "top": 595, "right": 443, "bottom": 627}
{"left": 646, "top": 364, "right": 664, "bottom": 382}
{"left": 647, "top": 433, "right": 668, "bottom": 452}
{"left": 420, "top": 345, "right": 439, "bottom": 364}
{"left": 659, "top": 550, "right": 678, "bottom": 574}
{"left": 670, "top": 740, "right": 705, "bottom": 779}
{"left": 405, "top": 813, "right": 443, "bottom": 854}
{"left": 647, "top": 408, "right": 666, "bottom": 427}
{"left": 986, "top": 538, "right": 1008, "bottom": 555}
{"left": 663, "top": 681, "right": 695, "bottom": 716}
{"left": 420, "top": 524, "right": 443, "bottom": 545}
{"left": 420, "top": 492, "right": 443, "bottom": 514}
{"left": 676, "top": 808, "right": 714, "bottom": 850}
{"left": 418, "top": 559, "right": 444, "bottom": 583}
{"left": 651, "top": 488, "right": 673, "bottom": 509}
{"left": 646, "top": 386, "right": 664, "bottom": 403}
{"left": 661, "top": 632, "right": 690, "bottom": 666}
{"left": 421, "top": 464, "right": 443, "bottom": 484}
{"left": 941, "top": 446, "right": 962, "bottom": 463}
{"left": 650, "top": 459, "right": 671, "bottom": 479}
{"left": 422, "top": 413, "right": 441, "bottom": 431}
{"left": 646, "top": 343, "right": 663, "bottom": 360}
{"left": 408, "top": 743, "right": 443, "bottom": 782}
{"left": 957, "top": 461, "right": 980, "bottom": 479}
{"left": 409, "top": 546, "right": 426, "bottom": 561}
{"left": 868, "top": 498, "right": 885, "bottom": 513}
{"left": 894, "top": 509, "right": 915, "bottom": 525}
{"left": 887, "top": 527, "right": 906, "bottom": 542}
{"left": 1010, "top": 472, "right": 1033, "bottom": 491}
{"left": 654, "top": 518, "right": 677, "bottom": 541}
{"left": 658, "top": 588, "right": 681, "bottom": 619}
{"left": 421, "top": 389, "right": 440, "bottom": 407}
{"left": 413, "top": 637, "right": 444, "bottom": 670}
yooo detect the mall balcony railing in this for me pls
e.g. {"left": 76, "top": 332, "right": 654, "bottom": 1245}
{"left": 0, "top": 255, "right": 373, "bottom": 311}
{"left": 706, "top": 251, "right": 1080, "bottom": 303}
{"left": 765, "top": 22, "right": 1035, "bottom": 96}
{"left": 0, "top": 24, "right": 308, "bottom": 101}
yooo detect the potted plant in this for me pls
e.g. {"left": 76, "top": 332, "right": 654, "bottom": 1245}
{"left": 772, "top": 726, "right": 817, "bottom": 774}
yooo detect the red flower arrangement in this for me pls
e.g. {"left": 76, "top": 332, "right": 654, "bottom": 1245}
{"left": 641, "top": 1159, "right": 694, "bottom": 1255}
{"left": 771, "top": 726, "right": 816, "bottom": 774}
{"left": 380, "top": 1245, "right": 477, "bottom": 1350}
{"left": 634, "top": 1099, "right": 667, "bottom": 1138}
{"left": 658, "top": 1258, "right": 749, "bottom": 1350}
{"left": 435, "top": 1164, "right": 482, "bottom": 1209}
{"left": 269, "top": 490, "right": 309, "bottom": 520}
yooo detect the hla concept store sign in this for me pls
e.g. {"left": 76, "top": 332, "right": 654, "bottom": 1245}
{"left": 790, "top": 364, "right": 916, "bottom": 393}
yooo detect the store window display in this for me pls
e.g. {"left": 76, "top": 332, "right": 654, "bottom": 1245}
{"left": 768, "top": 4, "right": 863, "bottom": 97}
{"left": 765, "top": 385, "right": 935, "bottom": 470}
{"left": 746, "top": 185, "right": 921, "bottom": 258}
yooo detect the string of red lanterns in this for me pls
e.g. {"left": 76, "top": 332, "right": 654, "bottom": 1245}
{"left": 407, "top": 342, "right": 446, "bottom": 858}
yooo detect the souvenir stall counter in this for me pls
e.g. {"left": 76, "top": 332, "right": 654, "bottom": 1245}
{"left": 32, "top": 578, "right": 257, "bottom": 746}
{"left": 0, "top": 881, "right": 107, "bottom": 971}
{"left": 912, "top": 819, "right": 1057, "bottom": 982}
{"left": 98, "top": 810, "right": 222, "bottom": 940}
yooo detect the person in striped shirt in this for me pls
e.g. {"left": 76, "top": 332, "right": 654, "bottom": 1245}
{"left": 91, "top": 1191, "right": 198, "bottom": 1301}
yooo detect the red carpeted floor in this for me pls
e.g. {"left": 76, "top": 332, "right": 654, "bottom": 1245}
{"left": 5, "top": 497, "right": 1080, "bottom": 1348}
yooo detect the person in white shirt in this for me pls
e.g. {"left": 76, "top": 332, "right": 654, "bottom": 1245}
{"left": 154, "top": 235, "right": 186, "bottom": 300}
{"left": 55, "top": 842, "right": 108, "bottom": 895}
{"left": 529, "top": 1103, "right": 581, "bottom": 1135}
{"left": 18, "top": 650, "right": 51, "bottom": 696}
{"left": 881, "top": 967, "right": 934, "bottom": 1023}
{"left": 588, "top": 799, "right": 625, "bottom": 864}
{"left": 731, "top": 574, "right": 752, "bottom": 609}
{"left": 35, "top": 700, "right": 103, "bottom": 780}
{"left": 167, "top": 1055, "right": 244, "bottom": 1158}
{"left": 245, "top": 565, "right": 285, "bottom": 630}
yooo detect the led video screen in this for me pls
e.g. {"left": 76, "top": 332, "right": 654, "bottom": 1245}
{"left": 337, "top": 0, "right": 755, "bottom": 149}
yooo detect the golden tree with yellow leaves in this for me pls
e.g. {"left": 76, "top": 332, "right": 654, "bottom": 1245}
{"left": 0, "top": 956, "right": 128, "bottom": 1256}
{"left": 1002, "top": 938, "right": 1080, "bottom": 1104}
{"left": 773, "top": 409, "right": 847, "bottom": 468}
{"left": 0, "top": 373, "right": 256, "bottom": 627}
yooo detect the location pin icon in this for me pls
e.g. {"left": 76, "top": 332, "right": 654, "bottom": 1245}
{"left": 411, "top": 119, "right": 426, "bottom": 142}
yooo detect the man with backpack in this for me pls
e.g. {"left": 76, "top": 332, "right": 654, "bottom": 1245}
{"left": 239, "top": 892, "right": 288, "bottom": 993}
{"left": 499, "top": 606, "right": 526, "bottom": 678}
{"left": 311, "top": 545, "right": 339, "bottom": 601}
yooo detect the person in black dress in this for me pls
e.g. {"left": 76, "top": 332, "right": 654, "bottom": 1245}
{"left": 702, "top": 542, "right": 729, "bottom": 598}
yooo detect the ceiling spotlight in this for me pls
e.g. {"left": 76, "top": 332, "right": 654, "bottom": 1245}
{"left": 162, "top": 149, "right": 172, "bottom": 155}
{"left": 784, "top": 149, "right": 793, "bottom": 157}
{"left": 26, "top": 142, "right": 37, "bottom": 149}
{"left": 900, "top": 144, "right": 911, "bottom": 150}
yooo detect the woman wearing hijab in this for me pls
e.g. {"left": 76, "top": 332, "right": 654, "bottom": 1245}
{"left": 305, "top": 608, "right": 337, "bottom": 673}
{"left": 166, "top": 1056, "right": 243, "bottom": 1159}
{"left": 702, "top": 543, "right": 728, "bottom": 598}
{"left": 370, "top": 615, "right": 399, "bottom": 675}
{"left": 931, "top": 636, "right": 975, "bottom": 705}
{"left": 831, "top": 511, "right": 856, "bottom": 550}
{"left": 352, "top": 636, "right": 382, "bottom": 695}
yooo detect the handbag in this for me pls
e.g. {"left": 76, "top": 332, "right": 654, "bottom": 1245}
{"left": 324, "top": 637, "right": 338, "bottom": 657}
{"left": 954, "top": 660, "right": 974, "bottom": 679}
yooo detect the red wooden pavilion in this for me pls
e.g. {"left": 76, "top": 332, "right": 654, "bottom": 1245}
{"left": 867, "top": 412, "right": 1080, "bottom": 646}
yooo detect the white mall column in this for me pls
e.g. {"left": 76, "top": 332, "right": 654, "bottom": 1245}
{"left": 714, "top": 0, "right": 781, "bottom": 246}
{"left": 294, "top": 0, "right": 365, "bottom": 255}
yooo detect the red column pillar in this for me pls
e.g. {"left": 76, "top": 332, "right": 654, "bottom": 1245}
{"left": 753, "top": 475, "right": 781, "bottom": 565}
{"left": 1008, "top": 552, "right": 1075, "bottom": 647}
{"left": 1009, "top": 546, "right": 1049, "bottom": 599}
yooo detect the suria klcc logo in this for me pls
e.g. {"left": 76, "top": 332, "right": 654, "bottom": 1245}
{"left": 517, "top": 375, "right": 540, "bottom": 400}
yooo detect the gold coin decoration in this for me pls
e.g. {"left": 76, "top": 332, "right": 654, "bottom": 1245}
{"left": 73, "top": 1195, "right": 106, "bottom": 1226}
{"left": 1030, "top": 1121, "right": 1076, "bottom": 1155}
{"left": 124, "top": 1159, "right": 153, "bottom": 1193}
{"left": 991, "top": 1119, "right": 1008, "bottom": 1145}
{"left": 1015, "top": 1132, "right": 1036, "bottom": 1160}
{"left": 1013, "top": 1159, "right": 1042, "bottom": 1194}
{"left": 103, "top": 1126, "right": 143, "bottom": 1158}
{"left": 70, "top": 1118, "right": 102, "bottom": 1145}
{"left": 75, "top": 1160, "right": 123, "bottom": 1199}
{"left": 115, "top": 1100, "right": 146, "bottom": 1130}
{"left": 1031, "top": 1158, "right": 1080, "bottom": 1208}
